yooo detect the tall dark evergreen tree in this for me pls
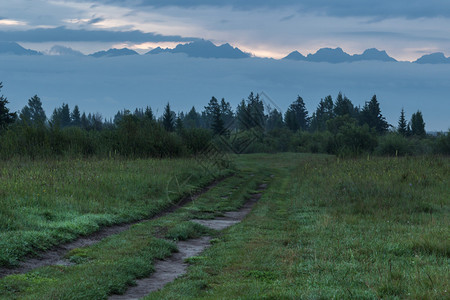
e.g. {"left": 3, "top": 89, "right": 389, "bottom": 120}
{"left": 220, "top": 98, "right": 234, "bottom": 128}
{"left": 284, "top": 96, "right": 309, "bottom": 131}
{"left": 334, "top": 92, "right": 356, "bottom": 118}
{"left": 175, "top": 115, "right": 184, "bottom": 133}
{"left": 71, "top": 105, "right": 81, "bottom": 127}
{"left": 410, "top": 111, "right": 426, "bottom": 137}
{"left": 310, "top": 95, "right": 334, "bottom": 132}
{"left": 144, "top": 106, "right": 154, "bottom": 121}
{"left": 204, "top": 97, "right": 227, "bottom": 135}
{"left": 236, "top": 99, "right": 250, "bottom": 130}
{"left": 162, "top": 102, "right": 175, "bottom": 132}
{"left": 0, "top": 82, "right": 16, "bottom": 130}
{"left": 184, "top": 106, "right": 201, "bottom": 128}
{"left": 81, "top": 112, "right": 89, "bottom": 130}
{"left": 204, "top": 96, "right": 220, "bottom": 129}
{"left": 266, "top": 108, "right": 284, "bottom": 131}
{"left": 247, "top": 92, "right": 265, "bottom": 129}
{"left": 20, "top": 95, "right": 46, "bottom": 126}
{"left": 211, "top": 104, "right": 225, "bottom": 135}
{"left": 397, "top": 108, "right": 408, "bottom": 136}
{"left": 359, "top": 95, "right": 389, "bottom": 134}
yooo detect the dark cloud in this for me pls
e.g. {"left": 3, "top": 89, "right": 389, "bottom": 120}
{"left": 0, "top": 26, "right": 199, "bottom": 43}
{"left": 87, "top": 18, "right": 104, "bottom": 25}
{"left": 280, "top": 15, "right": 295, "bottom": 22}
{"left": 86, "top": 0, "right": 450, "bottom": 19}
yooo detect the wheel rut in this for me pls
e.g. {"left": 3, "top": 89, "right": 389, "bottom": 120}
{"left": 109, "top": 183, "right": 268, "bottom": 300}
{"left": 0, "top": 177, "right": 229, "bottom": 279}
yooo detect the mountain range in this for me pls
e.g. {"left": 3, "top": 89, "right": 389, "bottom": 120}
{"left": 283, "top": 47, "right": 397, "bottom": 63}
{"left": 146, "top": 39, "right": 250, "bottom": 59}
{"left": 0, "top": 41, "right": 449, "bottom": 64}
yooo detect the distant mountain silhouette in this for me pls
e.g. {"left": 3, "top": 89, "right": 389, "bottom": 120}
{"left": 49, "top": 45, "right": 84, "bottom": 56}
{"left": 146, "top": 40, "right": 251, "bottom": 59}
{"left": 283, "top": 50, "right": 306, "bottom": 61}
{"left": 0, "top": 42, "right": 41, "bottom": 55}
{"left": 284, "top": 47, "right": 396, "bottom": 63}
{"left": 89, "top": 48, "right": 139, "bottom": 58}
{"left": 307, "top": 47, "right": 352, "bottom": 63}
{"left": 352, "top": 48, "right": 397, "bottom": 62}
{"left": 414, "top": 52, "right": 450, "bottom": 64}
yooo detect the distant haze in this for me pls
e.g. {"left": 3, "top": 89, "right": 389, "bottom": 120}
{"left": 0, "top": 54, "right": 448, "bottom": 131}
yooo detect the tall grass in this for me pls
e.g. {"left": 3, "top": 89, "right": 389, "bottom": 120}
{"left": 0, "top": 158, "right": 227, "bottom": 267}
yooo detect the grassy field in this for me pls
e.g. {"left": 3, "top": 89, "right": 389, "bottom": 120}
{"left": 147, "top": 154, "right": 449, "bottom": 299}
{"left": 0, "top": 158, "right": 228, "bottom": 267}
{"left": 0, "top": 153, "right": 449, "bottom": 299}
{"left": 0, "top": 164, "right": 268, "bottom": 299}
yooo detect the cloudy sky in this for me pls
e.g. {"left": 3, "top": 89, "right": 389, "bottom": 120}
{"left": 1, "top": 0, "right": 449, "bottom": 60}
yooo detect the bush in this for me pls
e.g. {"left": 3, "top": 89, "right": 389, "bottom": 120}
{"left": 375, "top": 133, "right": 414, "bottom": 156}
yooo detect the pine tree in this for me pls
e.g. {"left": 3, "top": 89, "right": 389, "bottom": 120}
{"left": 220, "top": 98, "right": 234, "bottom": 129}
{"left": 236, "top": 99, "right": 250, "bottom": 130}
{"left": 410, "top": 111, "right": 426, "bottom": 137}
{"left": 284, "top": 96, "right": 309, "bottom": 131}
{"left": 81, "top": 112, "right": 89, "bottom": 130}
{"left": 359, "top": 95, "right": 389, "bottom": 134}
{"left": 0, "top": 82, "right": 16, "bottom": 130}
{"left": 310, "top": 95, "right": 334, "bottom": 132}
{"left": 204, "top": 96, "right": 220, "bottom": 129}
{"left": 71, "top": 105, "right": 81, "bottom": 127}
{"left": 184, "top": 106, "right": 200, "bottom": 128}
{"left": 144, "top": 106, "right": 154, "bottom": 121}
{"left": 266, "top": 108, "right": 284, "bottom": 131}
{"left": 334, "top": 92, "right": 355, "bottom": 117}
{"left": 162, "top": 102, "right": 174, "bottom": 132}
{"left": 247, "top": 92, "right": 265, "bottom": 129}
{"left": 20, "top": 95, "right": 46, "bottom": 126}
{"left": 175, "top": 115, "right": 184, "bottom": 133}
{"left": 397, "top": 108, "right": 408, "bottom": 136}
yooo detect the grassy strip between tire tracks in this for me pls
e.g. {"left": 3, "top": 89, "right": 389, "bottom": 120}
{"left": 0, "top": 164, "right": 271, "bottom": 299}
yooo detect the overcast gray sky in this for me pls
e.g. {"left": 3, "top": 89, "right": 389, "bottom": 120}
{"left": 1, "top": 0, "right": 449, "bottom": 60}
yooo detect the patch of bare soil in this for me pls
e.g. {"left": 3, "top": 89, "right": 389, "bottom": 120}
{"left": 0, "top": 178, "right": 228, "bottom": 279}
{"left": 109, "top": 183, "right": 268, "bottom": 300}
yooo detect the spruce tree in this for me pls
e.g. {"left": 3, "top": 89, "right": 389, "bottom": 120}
{"left": 0, "top": 82, "right": 16, "bottom": 130}
{"left": 71, "top": 105, "right": 81, "bottom": 127}
{"left": 397, "top": 108, "right": 408, "bottom": 136}
{"left": 334, "top": 92, "right": 355, "bottom": 117}
{"left": 144, "top": 106, "right": 154, "bottom": 121}
{"left": 184, "top": 106, "right": 200, "bottom": 128}
{"left": 162, "top": 102, "right": 175, "bottom": 132}
{"left": 284, "top": 96, "right": 309, "bottom": 131}
{"left": 410, "top": 111, "right": 426, "bottom": 137}
{"left": 360, "top": 95, "right": 389, "bottom": 134}
{"left": 20, "top": 95, "right": 46, "bottom": 126}
{"left": 175, "top": 115, "right": 184, "bottom": 133}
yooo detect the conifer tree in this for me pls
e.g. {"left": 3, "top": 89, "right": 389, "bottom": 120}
{"left": 162, "top": 102, "right": 175, "bottom": 132}
{"left": 410, "top": 111, "right": 426, "bottom": 137}
{"left": 71, "top": 105, "right": 81, "bottom": 127}
{"left": 397, "top": 108, "right": 408, "bottom": 136}
{"left": 0, "top": 82, "right": 16, "bottom": 130}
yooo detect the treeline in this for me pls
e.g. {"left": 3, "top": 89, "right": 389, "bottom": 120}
{"left": 0, "top": 82, "right": 448, "bottom": 159}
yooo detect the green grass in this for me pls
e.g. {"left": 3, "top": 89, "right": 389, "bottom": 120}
{"left": 145, "top": 154, "right": 449, "bottom": 299}
{"left": 1, "top": 154, "right": 448, "bottom": 299}
{"left": 0, "top": 165, "right": 269, "bottom": 299}
{"left": 0, "top": 158, "right": 229, "bottom": 267}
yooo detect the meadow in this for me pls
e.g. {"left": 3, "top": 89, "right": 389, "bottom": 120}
{"left": 0, "top": 153, "right": 448, "bottom": 299}
{"left": 0, "top": 158, "right": 227, "bottom": 267}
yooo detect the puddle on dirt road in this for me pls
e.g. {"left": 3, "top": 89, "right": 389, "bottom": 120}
{"left": 109, "top": 237, "right": 211, "bottom": 300}
{"left": 110, "top": 183, "right": 267, "bottom": 300}
{"left": 0, "top": 179, "right": 226, "bottom": 279}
